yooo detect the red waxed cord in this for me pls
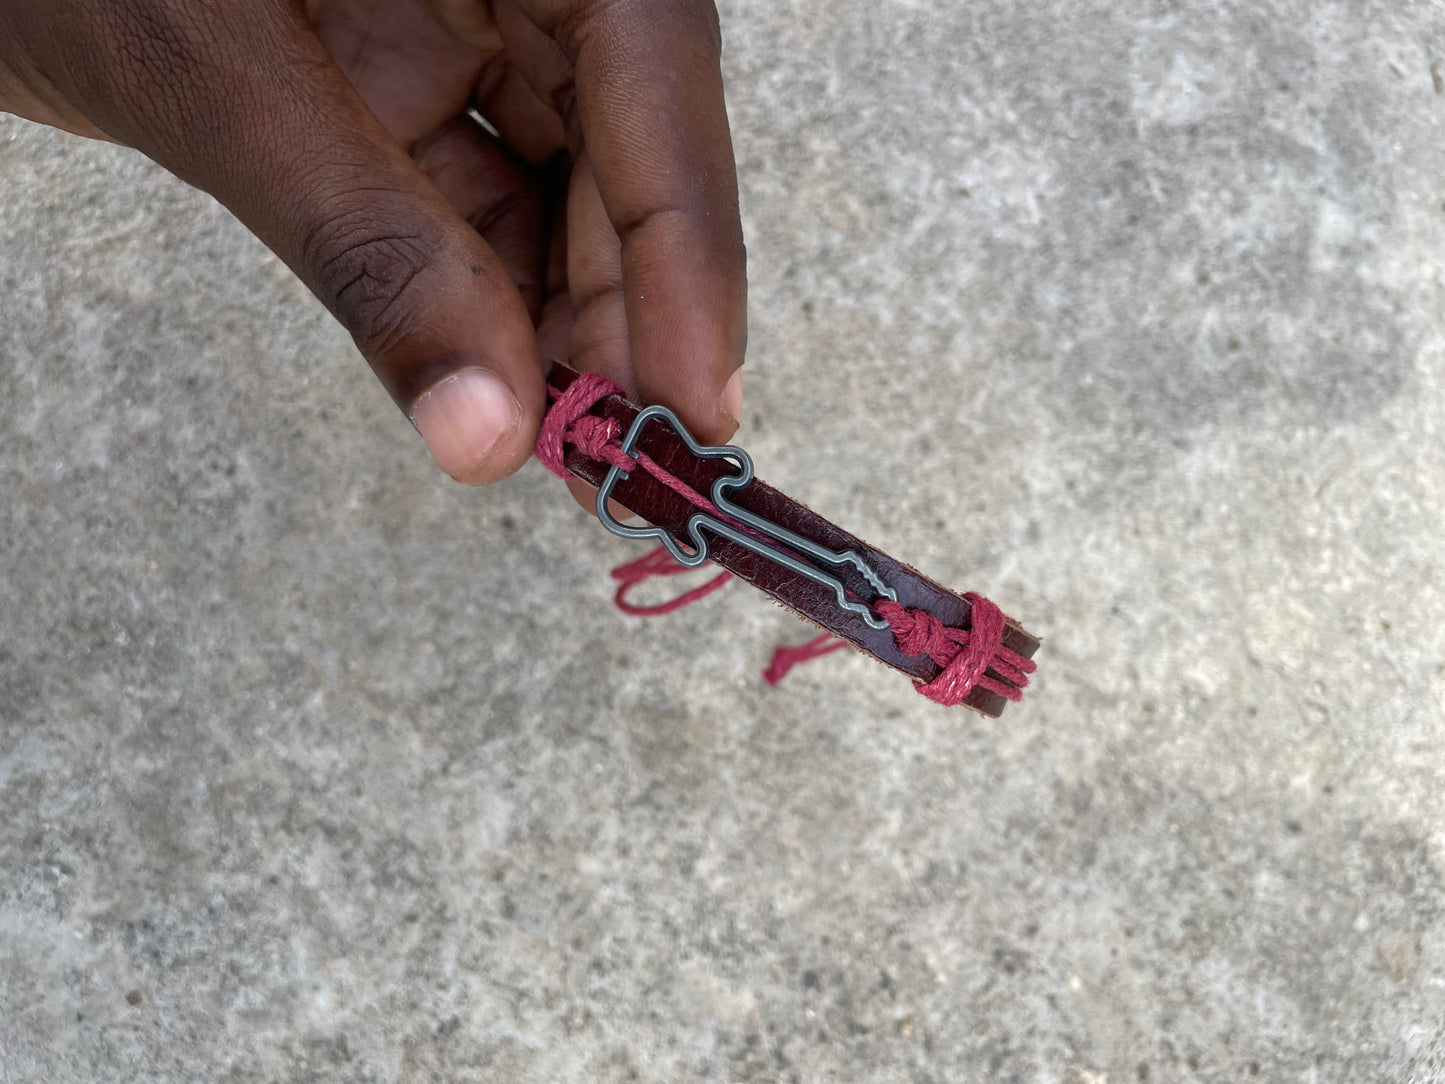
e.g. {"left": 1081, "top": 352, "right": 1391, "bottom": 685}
{"left": 610, "top": 546, "right": 734, "bottom": 617}
{"left": 535, "top": 373, "right": 1035, "bottom": 707}
{"left": 763, "top": 632, "right": 851, "bottom": 686}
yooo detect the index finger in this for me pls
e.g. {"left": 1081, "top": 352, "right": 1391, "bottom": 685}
{"left": 525, "top": 0, "right": 748, "bottom": 443}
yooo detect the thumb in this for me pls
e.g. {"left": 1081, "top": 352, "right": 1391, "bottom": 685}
{"left": 52, "top": 2, "right": 545, "bottom": 484}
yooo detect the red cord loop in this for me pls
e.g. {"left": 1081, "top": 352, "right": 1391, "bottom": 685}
{"left": 610, "top": 546, "right": 734, "bottom": 617}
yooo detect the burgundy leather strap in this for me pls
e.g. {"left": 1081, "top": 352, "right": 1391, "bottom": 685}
{"left": 548, "top": 365, "right": 1039, "bottom": 717}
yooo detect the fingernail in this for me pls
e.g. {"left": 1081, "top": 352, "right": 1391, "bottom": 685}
{"left": 411, "top": 368, "right": 519, "bottom": 482}
{"left": 721, "top": 370, "right": 744, "bottom": 428}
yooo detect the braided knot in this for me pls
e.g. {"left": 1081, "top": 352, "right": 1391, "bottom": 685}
{"left": 875, "top": 592, "right": 1030, "bottom": 706}
{"left": 535, "top": 371, "right": 627, "bottom": 478}
{"left": 566, "top": 414, "right": 621, "bottom": 462}
{"left": 928, "top": 592, "right": 1008, "bottom": 706}
{"left": 879, "top": 603, "right": 948, "bottom": 658}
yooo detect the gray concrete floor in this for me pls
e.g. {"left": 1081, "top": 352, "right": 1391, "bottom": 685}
{"left": 4, "top": 1, "right": 1445, "bottom": 1080}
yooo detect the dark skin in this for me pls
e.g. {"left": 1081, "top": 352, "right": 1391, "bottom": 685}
{"left": 0, "top": 0, "right": 748, "bottom": 499}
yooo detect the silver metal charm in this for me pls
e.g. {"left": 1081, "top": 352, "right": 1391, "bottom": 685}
{"left": 595, "top": 405, "right": 897, "bottom": 631}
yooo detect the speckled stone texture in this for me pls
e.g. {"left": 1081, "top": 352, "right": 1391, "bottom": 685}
{"left": 4, "top": 1, "right": 1445, "bottom": 1081}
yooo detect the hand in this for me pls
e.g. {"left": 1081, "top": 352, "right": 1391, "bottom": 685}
{"left": 0, "top": 0, "right": 747, "bottom": 486}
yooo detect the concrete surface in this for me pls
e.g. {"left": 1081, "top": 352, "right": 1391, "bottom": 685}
{"left": 4, "top": 0, "right": 1445, "bottom": 1080}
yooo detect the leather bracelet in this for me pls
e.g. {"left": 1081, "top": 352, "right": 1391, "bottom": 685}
{"left": 537, "top": 365, "right": 1039, "bottom": 717}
